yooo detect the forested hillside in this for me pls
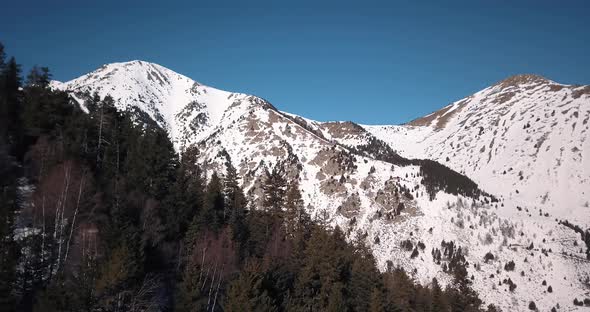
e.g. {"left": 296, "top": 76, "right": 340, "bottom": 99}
{"left": 0, "top": 43, "right": 499, "bottom": 312}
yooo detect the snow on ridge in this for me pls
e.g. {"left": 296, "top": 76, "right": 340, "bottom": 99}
{"left": 54, "top": 60, "right": 260, "bottom": 151}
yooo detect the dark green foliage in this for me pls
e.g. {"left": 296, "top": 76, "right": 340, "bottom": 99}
{"left": 175, "top": 263, "right": 203, "bottom": 311}
{"left": 417, "top": 159, "right": 489, "bottom": 200}
{"left": 484, "top": 252, "right": 495, "bottom": 262}
{"left": 0, "top": 143, "right": 19, "bottom": 312}
{"left": 201, "top": 173, "right": 225, "bottom": 231}
{"left": 262, "top": 164, "right": 287, "bottom": 215}
{"left": 528, "top": 301, "right": 536, "bottom": 310}
{"left": 0, "top": 45, "right": 21, "bottom": 311}
{"left": 26, "top": 66, "right": 51, "bottom": 88}
{"left": 504, "top": 260, "right": 515, "bottom": 271}
{"left": 224, "top": 156, "right": 248, "bottom": 247}
{"left": 224, "top": 263, "right": 276, "bottom": 312}
{"left": 431, "top": 278, "right": 448, "bottom": 312}
{"left": 411, "top": 247, "right": 419, "bottom": 258}
{"left": 344, "top": 133, "right": 493, "bottom": 201}
{"left": 164, "top": 146, "right": 204, "bottom": 239}
{"left": 1, "top": 56, "right": 24, "bottom": 158}
{"left": 401, "top": 239, "right": 413, "bottom": 251}
{"left": 503, "top": 278, "right": 517, "bottom": 292}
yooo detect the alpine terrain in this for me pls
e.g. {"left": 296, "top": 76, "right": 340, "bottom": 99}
{"left": 49, "top": 61, "right": 590, "bottom": 311}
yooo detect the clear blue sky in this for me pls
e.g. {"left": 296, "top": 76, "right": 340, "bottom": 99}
{"left": 2, "top": 0, "right": 589, "bottom": 124}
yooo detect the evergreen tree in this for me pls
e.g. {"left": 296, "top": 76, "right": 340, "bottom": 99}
{"left": 1, "top": 57, "right": 22, "bottom": 154}
{"left": 224, "top": 160, "right": 247, "bottom": 230}
{"left": 32, "top": 280, "right": 71, "bottom": 312}
{"left": 94, "top": 230, "right": 143, "bottom": 310}
{"left": 347, "top": 245, "right": 380, "bottom": 311}
{"left": 448, "top": 260, "right": 481, "bottom": 312}
{"left": 294, "top": 225, "right": 344, "bottom": 310}
{"left": 26, "top": 66, "right": 51, "bottom": 88}
{"left": 0, "top": 43, "right": 5, "bottom": 70}
{"left": 284, "top": 179, "right": 305, "bottom": 236}
{"left": 368, "top": 287, "right": 386, "bottom": 312}
{"left": 0, "top": 51, "right": 20, "bottom": 309}
{"left": 21, "top": 70, "right": 72, "bottom": 143}
{"left": 383, "top": 267, "right": 413, "bottom": 311}
{"left": 224, "top": 159, "right": 248, "bottom": 260}
{"left": 431, "top": 278, "right": 449, "bottom": 312}
{"left": 0, "top": 43, "right": 5, "bottom": 105}
{"left": 284, "top": 179, "right": 311, "bottom": 266}
{"left": 200, "top": 173, "right": 225, "bottom": 231}
{"left": 175, "top": 263, "right": 208, "bottom": 312}
{"left": 0, "top": 144, "right": 18, "bottom": 311}
{"left": 224, "top": 263, "right": 276, "bottom": 312}
{"left": 262, "top": 165, "right": 287, "bottom": 216}
{"left": 244, "top": 209, "right": 275, "bottom": 259}
{"left": 326, "top": 282, "right": 346, "bottom": 312}
{"left": 165, "top": 146, "right": 204, "bottom": 239}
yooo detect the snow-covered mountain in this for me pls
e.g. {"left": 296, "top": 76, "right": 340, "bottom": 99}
{"left": 53, "top": 62, "right": 590, "bottom": 311}
{"left": 51, "top": 60, "right": 258, "bottom": 151}
{"left": 365, "top": 74, "right": 590, "bottom": 227}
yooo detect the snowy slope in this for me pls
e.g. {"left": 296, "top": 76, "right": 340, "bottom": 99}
{"left": 54, "top": 64, "right": 590, "bottom": 311}
{"left": 364, "top": 75, "right": 590, "bottom": 311}
{"left": 365, "top": 74, "right": 590, "bottom": 227}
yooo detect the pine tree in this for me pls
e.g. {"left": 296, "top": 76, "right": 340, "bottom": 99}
{"left": 0, "top": 154, "right": 18, "bottom": 311}
{"left": 224, "top": 263, "right": 276, "bottom": 312}
{"left": 94, "top": 232, "right": 143, "bottom": 310}
{"left": 94, "top": 95, "right": 117, "bottom": 171}
{"left": 284, "top": 179, "right": 305, "bottom": 237}
{"left": 175, "top": 262, "right": 208, "bottom": 312}
{"left": 26, "top": 66, "right": 51, "bottom": 88}
{"left": 326, "top": 282, "right": 346, "bottom": 312}
{"left": 262, "top": 165, "right": 287, "bottom": 216}
{"left": 200, "top": 173, "right": 225, "bottom": 231}
{"left": 0, "top": 43, "right": 5, "bottom": 71}
{"left": 1, "top": 57, "right": 22, "bottom": 153}
{"left": 32, "top": 280, "right": 70, "bottom": 312}
{"left": 284, "top": 179, "right": 311, "bottom": 266}
{"left": 347, "top": 244, "right": 379, "bottom": 311}
{"left": 165, "top": 146, "right": 204, "bottom": 238}
{"left": 0, "top": 43, "right": 5, "bottom": 104}
{"left": 383, "top": 267, "right": 413, "bottom": 311}
{"left": 431, "top": 278, "right": 448, "bottom": 312}
{"left": 369, "top": 287, "right": 386, "bottom": 312}
{"left": 294, "top": 225, "right": 345, "bottom": 310}
{"left": 0, "top": 101, "right": 19, "bottom": 311}
{"left": 224, "top": 160, "right": 248, "bottom": 260}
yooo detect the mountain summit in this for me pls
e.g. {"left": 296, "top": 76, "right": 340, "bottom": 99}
{"left": 53, "top": 60, "right": 266, "bottom": 151}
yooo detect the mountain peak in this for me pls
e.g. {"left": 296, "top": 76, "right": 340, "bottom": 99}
{"left": 54, "top": 60, "right": 268, "bottom": 152}
{"left": 99, "top": 59, "right": 161, "bottom": 69}
{"left": 495, "top": 73, "right": 550, "bottom": 88}
{"left": 83, "top": 60, "right": 197, "bottom": 86}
